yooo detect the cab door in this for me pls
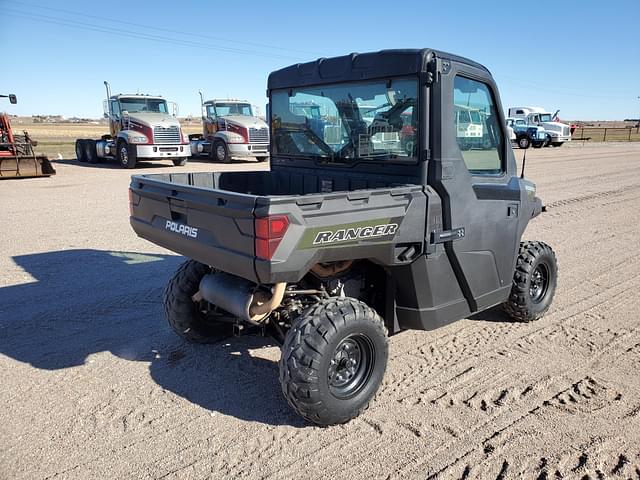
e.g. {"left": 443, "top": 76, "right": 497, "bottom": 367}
{"left": 109, "top": 100, "right": 121, "bottom": 137}
{"left": 428, "top": 58, "right": 521, "bottom": 312}
{"left": 204, "top": 104, "right": 218, "bottom": 139}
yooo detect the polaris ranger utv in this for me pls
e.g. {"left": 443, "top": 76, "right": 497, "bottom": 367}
{"left": 129, "top": 49, "right": 557, "bottom": 426}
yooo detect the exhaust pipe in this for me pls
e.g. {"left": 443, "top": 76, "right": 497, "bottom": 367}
{"left": 197, "top": 272, "right": 286, "bottom": 324}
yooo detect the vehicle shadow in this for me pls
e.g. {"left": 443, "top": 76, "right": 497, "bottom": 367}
{"left": 0, "top": 249, "right": 302, "bottom": 426}
{"left": 54, "top": 158, "right": 173, "bottom": 169}
{"left": 469, "top": 305, "right": 513, "bottom": 323}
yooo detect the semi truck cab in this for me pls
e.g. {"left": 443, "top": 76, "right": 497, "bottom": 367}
{"left": 190, "top": 98, "right": 269, "bottom": 163}
{"left": 75, "top": 82, "right": 190, "bottom": 168}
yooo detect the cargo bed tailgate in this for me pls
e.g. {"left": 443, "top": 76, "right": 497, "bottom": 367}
{"left": 129, "top": 172, "right": 259, "bottom": 282}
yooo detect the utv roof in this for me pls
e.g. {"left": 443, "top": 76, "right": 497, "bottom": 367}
{"left": 268, "top": 48, "right": 490, "bottom": 90}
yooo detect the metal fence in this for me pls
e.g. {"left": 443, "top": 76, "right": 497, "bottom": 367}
{"left": 573, "top": 127, "right": 640, "bottom": 142}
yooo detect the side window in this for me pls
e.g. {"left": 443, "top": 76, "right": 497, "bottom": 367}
{"left": 110, "top": 101, "right": 120, "bottom": 118}
{"left": 453, "top": 76, "right": 503, "bottom": 175}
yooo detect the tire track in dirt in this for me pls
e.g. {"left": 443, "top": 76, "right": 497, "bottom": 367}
{"left": 544, "top": 183, "right": 640, "bottom": 209}
{"left": 402, "top": 325, "right": 640, "bottom": 478}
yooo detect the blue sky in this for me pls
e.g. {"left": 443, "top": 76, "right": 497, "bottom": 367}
{"left": 1, "top": 0, "right": 639, "bottom": 120}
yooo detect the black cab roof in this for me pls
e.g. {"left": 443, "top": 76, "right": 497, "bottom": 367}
{"left": 267, "top": 48, "right": 490, "bottom": 90}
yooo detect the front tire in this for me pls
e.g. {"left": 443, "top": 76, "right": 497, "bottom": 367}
{"left": 172, "top": 158, "right": 188, "bottom": 166}
{"left": 256, "top": 156, "right": 269, "bottom": 162}
{"left": 164, "top": 260, "right": 233, "bottom": 343}
{"left": 118, "top": 140, "right": 137, "bottom": 169}
{"left": 517, "top": 135, "right": 531, "bottom": 149}
{"left": 279, "top": 297, "right": 389, "bottom": 426}
{"left": 210, "top": 139, "right": 230, "bottom": 163}
{"left": 504, "top": 241, "right": 558, "bottom": 322}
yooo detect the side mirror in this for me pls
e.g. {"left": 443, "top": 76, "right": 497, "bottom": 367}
{"left": 9, "top": 94, "right": 17, "bottom": 104}
{"left": 169, "top": 101, "right": 178, "bottom": 117}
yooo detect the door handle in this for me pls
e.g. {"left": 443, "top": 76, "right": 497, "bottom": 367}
{"left": 431, "top": 227, "right": 465, "bottom": 244}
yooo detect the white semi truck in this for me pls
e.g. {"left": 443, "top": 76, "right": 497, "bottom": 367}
{"left": 508, "top": 106, "right": 571, "bottom": 147}
{"left": 190, "top": 94, "right": 269, "bottom": 163}
{"left": 75, "top": 82, "right": 190, "bottom": 168}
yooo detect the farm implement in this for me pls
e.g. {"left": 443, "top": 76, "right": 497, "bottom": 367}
{"left": 0, "top": 94, "right": 55, "bottom": 179}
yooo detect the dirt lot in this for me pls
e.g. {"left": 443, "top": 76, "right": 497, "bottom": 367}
{"left": 1, "top": 143, "right": 640, "bottom": 479}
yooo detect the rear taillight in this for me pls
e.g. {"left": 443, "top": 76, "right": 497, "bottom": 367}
{"left": 255, "top": 215, "right": 289, "bottom": 260}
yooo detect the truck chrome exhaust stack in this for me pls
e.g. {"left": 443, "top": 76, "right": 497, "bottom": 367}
{"left": 196, "top": 272, "right": 285, "bottom": 324}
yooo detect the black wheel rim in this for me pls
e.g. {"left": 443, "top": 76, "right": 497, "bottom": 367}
{"left": 328, "top": 334, "right": 375, "bottom": 399}
{"left": 216, "top": 144, "right": 226, "bottom": 161}
{"left": 529, "top": 263, "right": 549, "bottom": 303}
{"left": 120, "top": 146, "right": 128, "bottom": 164}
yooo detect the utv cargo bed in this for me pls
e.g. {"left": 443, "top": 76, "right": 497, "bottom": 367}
{"left": 129, "top": 170, "right": 427, "bottom": 284}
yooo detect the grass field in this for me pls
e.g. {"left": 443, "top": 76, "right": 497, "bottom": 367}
{"left": 572, "top": 127, "right": 640, "bottom": 142}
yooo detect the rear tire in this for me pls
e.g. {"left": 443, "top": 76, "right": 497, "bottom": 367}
{"left": 172, "top": 158, "right": 187, "bottom": 166}
{"left": 164, "top": 260, "right": 233, "bottom": 343}
{"left": 117, "top": 140, "right": 137, "bottom": 169}
{"left": 503, "top": 241, "right": 557, "bottom": 322}
{"left": 210, "top": 139, "right": 230, "bottom": 163}
{"left": 279, "top": 297, "right": 389, "bottom": 426}
{"left": 12, "top": 134, "right": 33, "bottom": 156}
{"left": 85, "top": 139, "right": 99, "bottom": 164}
{"left": 75, "top": 139, "right": 87, "bottom": 162}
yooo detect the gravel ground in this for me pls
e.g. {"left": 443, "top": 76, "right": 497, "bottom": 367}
{"left": 1, "top": 144, "right": 640, "bottom": 479}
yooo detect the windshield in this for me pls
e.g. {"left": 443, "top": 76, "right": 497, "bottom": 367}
{"left": 212, "top": 103, "right": 253, "bottom": 116}
{"left": 271, "top": 77, "right": 418, "bottom": 163}
{"left": 119, "top": 98, "right": 168, "bottom": 114}
{"left": 538, "top": 113, "right": 553, "bottom": 122}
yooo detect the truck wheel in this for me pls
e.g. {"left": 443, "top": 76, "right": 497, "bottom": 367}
{"left": 75, "top": 139, "right": 87, "bottom": 162}
{"left": 551, "top": 142, "right": 563, "bottom": 147}
{"left": 85, "top": 139, "right": 99, "bottom": 163}
{"left": 164, "top": 260, "right": 233, "bottom": 343}
{"left": 256, "top": 156, "right": 269, "bottom": 162}
{"left": 210, "top": 139, "right": 230, "bottom": 163}
{"left": 118, "top": 140, "right": 137, "bottom": 169}
{"left": 279, "top": 297, "right": 389, "bottom": 426}
{"left": 172, "top": 158, "right": 187, "bottom": 166}
{"left": 504, "top": 241, "right": 557, "bottom": 322}
{"left": 517, "top": 135, "right": 530, "bottom": 149}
